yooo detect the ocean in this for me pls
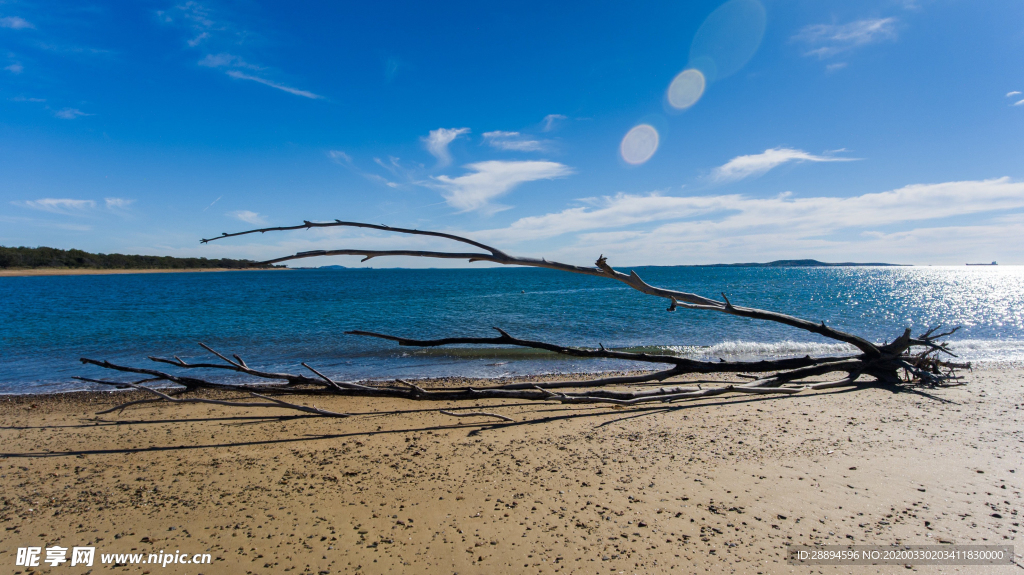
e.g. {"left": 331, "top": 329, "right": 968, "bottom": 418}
{"left": 1, "top": 265, "right": 1022, "bottom": 394}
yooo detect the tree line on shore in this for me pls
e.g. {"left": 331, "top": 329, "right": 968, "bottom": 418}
{"left": 0, "top": 246, "right": 277, "bottom": 270}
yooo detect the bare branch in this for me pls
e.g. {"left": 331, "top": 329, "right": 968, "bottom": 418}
{"left": 205, "top": 220, "right": 885, "bottom": 354}
{"left": 85, "top": 378, "right": 351, "bottom": 417}
{"left": 346, "top": 329, "right": 856, "bottom": 373}
{"left": 200, "top": 220, "right": 510, "bottom": 258}
{"left": 79, "top": 221, "right": 970, "bottom": 420}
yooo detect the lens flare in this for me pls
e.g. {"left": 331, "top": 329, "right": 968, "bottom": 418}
{"left": 688, "top": 0, "right": 766, "bottom": 83}
{"left": 667, "top": 68, "right": 706, "bottom": 109}
{"left": 620, "top": 124, "right": 659, "bottom": 165}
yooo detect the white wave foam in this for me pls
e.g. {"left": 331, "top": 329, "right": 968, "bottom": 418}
{"left": 663, "top": 339, "right": 1024, "bottom": 362}
{"left": 944, "top": 339, "right": 1024, "bottom": 362}
{"left": 656, "top": 341, "right": 857, "bottom": 360}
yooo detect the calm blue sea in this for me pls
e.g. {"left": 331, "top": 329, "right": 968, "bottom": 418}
{"left": 1, "top": 266, "right": 1022, "bottom": 394}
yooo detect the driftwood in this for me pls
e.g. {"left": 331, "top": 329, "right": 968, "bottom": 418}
{"left": 79, "top": 221, "right": 969, "bottom": 420}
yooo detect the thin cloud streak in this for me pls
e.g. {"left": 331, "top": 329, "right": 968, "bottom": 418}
{"left": 53, "top": 108, "right": 91, "bottom": 119}
{"left": 198, "top": 53, "right": 260, "bottom": 70}
{"left": 203, "top": 196, "right": 223, "bottom": 211}
{"left": 160, "top": 4, "right": 322, "bottom": 100}
{"left": 15, "top": 198, "right": 96, "bottom": 214}
{"left": 329, "top": 150, "right": 400, "bottom": 188}
{"left": 711, "top": 147, "right": 857, "bottom": 182}
{"left": 793, "top": 18, "right": 897, "bottom": 58}
{"left": 225, "top": 70, "right": 322, "bottom": 99}
{"left": 327, "top": 150, "right": 352, "bottom": 164}
{"left": 105, "top": 197, "right": 134, "bottom": 209}
{"left": 483, "top": 131, "right": 546, "bottom": 152}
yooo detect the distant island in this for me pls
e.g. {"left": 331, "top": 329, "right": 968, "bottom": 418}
{"left": 0, "top": 246, "right": 280, "bottom": 271}
{"left": 686, "top": 259, "right": 904, "bottom": 268}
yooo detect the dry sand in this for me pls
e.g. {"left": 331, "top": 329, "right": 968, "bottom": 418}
{"left": 0, "top": 268, "right": 287, "bottom": 277}
{"left": 0, "top": 368, "right": 1021, "bottom": 574}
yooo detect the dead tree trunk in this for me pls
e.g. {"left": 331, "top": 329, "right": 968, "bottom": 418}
{"left": 79, "top": 220, "right": 968, "bottom": 419}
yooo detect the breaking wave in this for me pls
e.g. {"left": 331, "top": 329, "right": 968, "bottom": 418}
{"left": 401, "top": 339, "right": 1024, "bottom": 363}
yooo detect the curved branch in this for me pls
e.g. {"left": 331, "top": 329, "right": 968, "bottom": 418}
{"left": 200, "top": 220, "right": 510, "bottom": 258}
{"left": 81, "top": 356, "right": 849, "bottom": 410}
{"left": 346, "top": 328, "right": 857, "bottom": 373}
{"left": 85, "top": 378, "right": 351, "bottom": 417}
{"left": 207, "top": 220, "right": 881, "bottom": 355}
{"left": 145, "top": 342, "right": 327, "bottom": 388}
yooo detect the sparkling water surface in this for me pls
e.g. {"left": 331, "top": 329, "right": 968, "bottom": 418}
{"left": 1, "top": 266, "right": 1021, "bottom": 393}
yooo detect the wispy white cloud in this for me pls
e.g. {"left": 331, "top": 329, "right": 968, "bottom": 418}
{"left": 428, "top": 160, "right": 573, "bottom": 213}
{"left": 10, "top": 96, "right": 45, "bottom": 102}
{"left": 329, "top": 150, "right": 400, "bottom": 188}
{"left": 711, "top": 148, "right": 857, "bottom": 182}
{"left": 372, "top": 156, "right": 413, "bottom": 187}
{"left": 422, "top": 128, "right": 470, "bottom": 167}
{"left": 327, "top": 150, "right": 352, "bottom": 164}
{"left": 198, "top": 53, "right": 259, "bottom": 69}
{"left": 473, "top": 178, "right": 1024, "bottom": 264}
{"left": 5, "top": 63, "right": 23, "bottom": 74}
{"left": 159, "top": 2, "right": 217, "bottom": 47}
{"left": 187, "top": 31, "right": 209, "bottom": 47}
{"left": 14, "top": 198, "right": 96, "bottom": 214}
{"left": 384, "top": 57, "right": 400, "bottom": 81}
{"left": 367, "top": 175, "right": 400, "bottom": 188}
{"left": 225, "top": 70, "right": 322, "bottom": 99}
{"left": 105, "top": 197, "right": 134, "bottom": 210}
{"left": 228, "top": 210, "right": 266, "bottom": 225}
{"left": 825, "top": 62, "right": 847, "bottom": 72}
{"left": 1014, "top": 99, "right": 1024, "bottom": 107}
{"left": 374, "top": 156, "right": 405, "bottom": 178}
{"left": 161, "top": 3, "right": 322, "bottom": 100}
{"left": 793, "top": 18, "right": 897, "bottom": 59}
{"left": 0, "top": 16, "right": 34, "bottom": 29}
{"left": 1007, "top": 91, "right": 1022, "bottom": 98}
{"left": 542, "top": 114, "right": 567, "bottom": 132}
{"left": 483, "top": 131, "right": 546, "bottom": 152}
{"left": 479, "top": 192, "right": 725, "bottom": 242}
{"left": 479, "top": 175, "right": 1024, "bottom": 242}
{"left": 53, "top": 108, "right": 91, "bottom": 119}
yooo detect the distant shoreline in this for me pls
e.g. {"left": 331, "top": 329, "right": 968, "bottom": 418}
{"left": 0, "top": 267, "right": 290, "bottom": 278}
{"left": 678, "top": 259, "right": 905, "bottom": 268}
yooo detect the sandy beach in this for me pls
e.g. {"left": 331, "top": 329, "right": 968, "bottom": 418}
{"left": 0, "top": 268, "right": 288, "bottom": 277}
{"left": 1, "top": 367, "right": 1020, "bottom": 574}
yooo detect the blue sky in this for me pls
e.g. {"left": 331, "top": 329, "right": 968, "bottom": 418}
{"left": 2, "top": 0, "right": 1023, "bottom": 266}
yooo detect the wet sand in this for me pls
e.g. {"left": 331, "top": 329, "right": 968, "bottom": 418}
{"left": 0, "top": 367, "right": 1020, "bottom": 574}
{"left": 0, "top": 268, "right": 287, "bottom": 277}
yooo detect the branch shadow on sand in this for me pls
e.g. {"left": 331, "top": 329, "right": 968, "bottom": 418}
{"left": 0, "top": 382, "right": 961, "bottom": 459}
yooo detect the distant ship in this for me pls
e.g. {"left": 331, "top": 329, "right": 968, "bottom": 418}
{"left": 966, "top": 261, "right": 998, "bottom": 266}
